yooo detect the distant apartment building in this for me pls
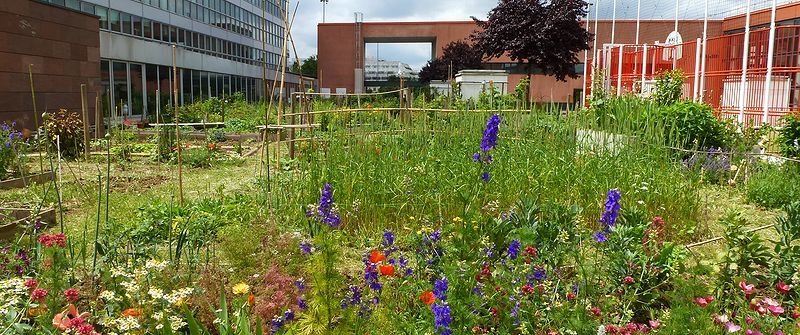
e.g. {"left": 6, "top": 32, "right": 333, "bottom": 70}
{"left": 364, "top": 57, "right": 418, "bottom": 81}
{"left": 31, "top": 0, "right": 302, "bottom": 122}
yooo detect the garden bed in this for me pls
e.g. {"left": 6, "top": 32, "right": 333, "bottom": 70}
{"left": 0, "top": 171, "right": 54, "bottom": 190}
{"left": 0, "top": 206, "right": 56, "bottom": 240}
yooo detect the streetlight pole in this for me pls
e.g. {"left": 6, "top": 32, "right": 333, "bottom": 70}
{"left": 321, "top": 0, "right": 329, "bottom": 23}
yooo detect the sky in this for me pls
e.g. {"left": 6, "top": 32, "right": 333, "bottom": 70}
{"left": 291, "top": 0, "right": 798, "bottom": 71}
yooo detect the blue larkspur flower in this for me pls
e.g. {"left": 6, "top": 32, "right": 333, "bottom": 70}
{"left": 594, "top": 189, "right": 621, "bottom": 242}
{"left": 299, "top": 241, "right": 313, "bottom": 255}
{"left": 295, "top": 278, "right": 306, "bottom": 291}
{"left": 433, "top": 277, "right": 448, "bottom": 302}
{"left": 481, "top": 171, "right": 490, "bottom": 182}
{"left": 431, "top": 303, "right": 453, "bottom": 335}
{"left": 593, "top": 231, "right": 608, "bottom": 243}
{"left": 480, "top": 114, "right": 502, "bottom": 152}
{"left": 283, "top": 309, "right": 295, "bottom": 321}
{"left": 507, "top": 239, "right": 521, "bottom": 260}
{"left": 532, "top": 267, "right": 547, "bottom": 282}
{"left": 298, "top": 298, "right": 307, "bottom": 310}
{"left": 383, "top": 230, "right": 394, "bottom": 247}
{"left": 316, "top": 183, "right": 341, "bottom": 228}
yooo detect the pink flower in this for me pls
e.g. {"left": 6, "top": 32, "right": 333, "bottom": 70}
{"left": 38, "top": 233, "right": 67, "bottom": 248}
{"left": 648, "top": 319, "right": 661, "bottom": 329}
{"left": 694, "top": 297, "right": 709, "bottom": 308}
{"left": 777, "top": 281, "right": 792, "bottom": 294}
{"left": 24, "top": 278, "right": 38, "bottom": 290}
{"left": 768, "top": 304, "right": 785, "bottom": 316}
{"left": 623, "top": 276, "right": 635, "bottom": 285}
{"left": 64, "top": 288, "right": 79, "bottom": 302}
{"left": 725, "top": 322, "right": 742, "bottom": 333}
{"left": 739, "top": 281, "right": 755, "bottom": 295}
{"left": 31, "top": 288, "right": 48, "bottom": 301}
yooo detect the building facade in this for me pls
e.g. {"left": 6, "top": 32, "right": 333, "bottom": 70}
{"left": 364, "top": 57, "right": 418, "bottom": 81}
{"left": 36, "top": 0, "right": 302, "bottom": 122}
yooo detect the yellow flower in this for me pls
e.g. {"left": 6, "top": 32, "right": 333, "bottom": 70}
{"left": 232, "top": 283, "right": 250, "bottom": 295}
{"left": 452, "top": 217, "right": 463, "bottom": 224}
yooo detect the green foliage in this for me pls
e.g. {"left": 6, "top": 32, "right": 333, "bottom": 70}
{"left": 716, "top": 212, "right": 773, "bottom": 300}
{"left": 659, "top": 101, "right": 728, "bottom": 149}
{"left": 771, "top": 202, "right": 800, "bottom": 283}
{"left": 44, "top": 109, "right": 85, "bottom": 159}
{"left": 652, "top": 69, "right": 685, "bottom": 106}
{"left": 746, "top": 163, "right": 800, "bottom": 209}
{"left": 0, "top": 122, "right": 27, "bottom": 179}
{"left": 779, "top": 113, "right": 800, "bottom": 158}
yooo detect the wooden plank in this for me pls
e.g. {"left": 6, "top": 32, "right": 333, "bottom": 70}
{"left": 0, "top": 171, "right": 55, "bottom": 190}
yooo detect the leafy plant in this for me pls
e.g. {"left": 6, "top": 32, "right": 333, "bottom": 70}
{"left": 779, "top": 112, "right": 800, "bottom": 158}
{"left": 746, "top": 163, "right": 800, "bottom": 209}
{"left": 716, "top": 212, "right": 773, "bottom": 301}
{"left": 0, "top": 122, "right": 26, "bottom": 179}
{"left": 659, "top": 101, "right": 727, "bottom": 149}
{"left": 44, "top": 109, "right": 84, "bottom": 159}
{"left": 652, "top": 69, "right": 685, "bottom": 106}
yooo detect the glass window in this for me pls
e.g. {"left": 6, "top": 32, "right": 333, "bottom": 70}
{"left": 80, "top": 2, "right": 94, "bottom": 14}
{"left": 129, "top": 64, "right": 144, "bottom": 117}
{"left": 95, "top": 6, "right": 108, "bottom": 30}
{"left": 143, "top": 19, "right": 152, "bottom": 38}
{"left": 209, "top": 73, "right": 218, "bottom": 98}
{"left": 169, "top": 26, "right": 177, "bottom": 44}
{"left": 181, "top": 69, "right": 192, "bottom": 104}
{"left": 111, "top": 62, "right": 129, "bottom": 120}
{"left": 66, "top": 0, "right": 80, "bottom": 9}
{"left": 175, "top": 0, "right": 182, "bottom": 15}
{"left": 101, "top": 60, "right": 110, "bottom": 120}
{"left": 177, "top": 28, "right": 185, "bottom": 45}
{"left": 153, "top": 22, "right": 161, "bottom": 40}
{"left": 121, "top": 13, "right": 132, "bottom": 34}
{"left": 145, "top": 64, "right": 159, "bottom": 122}
{"left": 160, "top": 0, "right": 168, "bottom": 10}
{"left": 191, "top": 32, "right": 198, "bottom": 49}
{"left": 163, "top": 24, "right": 171, "bottom": 42}
{"left": 52, "top": 0, "right": 66, "bottom": 6}
{"left": 132, "top": 15, "right": 142, "bottom": 36}
{"left": 109, "top": 10, "right": 121, "bottom": 32}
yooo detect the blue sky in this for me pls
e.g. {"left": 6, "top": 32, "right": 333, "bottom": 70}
{"left": 294, "top": 0, "right": 797, "bottom": 71}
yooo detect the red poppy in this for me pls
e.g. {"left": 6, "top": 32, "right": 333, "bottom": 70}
{"left": 777, "top": 281, "right": 792, "bottom": 294}
{"left": 248, "top": 294, "right": 256, "bottom": 306}
{"left": 378, "top": 265, "right": 395, "bottom": 276}
{"left": 419, "top": 291, "right": 435, "bottom": 305}
{"left": 121, "top": 308, "right": 143, "bottom": 317}
{"left": 369, "top": 250, "right": 385, "bottom": 264}
{"left": 208, "top": 143, "right": 216, "bottom": 149}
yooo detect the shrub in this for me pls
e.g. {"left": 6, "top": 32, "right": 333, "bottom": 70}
{"left": 44, "top": 109, "right": 84, "bottom": 159}
{"left": 659, "top": 101, "right": 727, "bottom": 149}
{"left": 0, "top": 122, "right": 26, "bottom": 179}
{"left": 779, "top": 113, "right": 800, "bottom": 158}
{"left": 746, "top": 163, "right": 800, "bottom": 209}
{"left": 652, "top": 69, "right": 685, "bottom": 106}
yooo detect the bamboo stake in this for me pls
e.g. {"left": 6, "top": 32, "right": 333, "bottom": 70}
{"left": 81, "top": 84, "right": 90, "bottom": 160}
{"left": 173, "top": 45, "right": 183, "bottom": 206}
{"left": 28, "top": 64, "right": 43, "bottom": 172}
{"left": 94, "top": 94, "right": 101, "bottom": 140}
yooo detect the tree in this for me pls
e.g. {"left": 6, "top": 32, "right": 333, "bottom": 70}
{"left": 301, "top": 56, "right": 318, "bottom": 78}
{"left": 471, "top": 0, "right": 591, "bottom": 83}
{"left": 418, "top": 40, "right": 484, "bottom": 84}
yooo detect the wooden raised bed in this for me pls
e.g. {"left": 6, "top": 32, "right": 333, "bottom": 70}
{"left": 0, "top": 207, "right": 57, "bottom": 240}
{"left": 0, "top": 171, "right": 54, "bottom": 190}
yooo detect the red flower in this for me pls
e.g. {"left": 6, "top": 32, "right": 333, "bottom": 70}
{"left": 378, "top": 265, "right": 395, "bottom": 276}
{"left": 24, "top": 278, "right": 38, "bottom": 290}
{"left": 369, "top": 250, "right": 385, "bottom": 264}
{"left": 31, "top": 288, "right": 48, "bottom": 301}
{"left": 38, "top": 233, "right": 67, "bottom": 248}
{"left": 121, "top": 308, "right": 143, "bottom": 317}
{"left": 208, "top": 143, "right": 216, "bottom": 149}
{"left": 705, "top": 295, "right": 715, "bottom": 303}
{"left": 739, "top": 281, "right": 755, "bottom": 295}
{"left": 589, "top": 306, "right": 602, "bottom": 317}
{"left": 522, "top": 246, "right": 538, "bottom": 258}
{"left": 694, "top": 297, "right": 709, "bottom": 308}
{"left": 792, "top": 306, "right": 800, "bottom": 319}
{"left": 777, "top": 281, "right": 792, "bottom": 294}
{"left": 419, "top": 291, "right": 435, "bottom": 305}
{"left": 64, "top": 288, "right": 79, "bottom": 302}
{"left": 521, "top": 283, "right": 535, "bottom": 295}
{"left": 248, "top": 294, "right": 255, "bottom": 306}
{"left": 623, "top": 276, "right": 635, "bottom": 285}
{"left": 566, "top": 292, "right": 576, "bottom": 301}
{"left": 184, "top": 143, "right": 190, "bottom": 148}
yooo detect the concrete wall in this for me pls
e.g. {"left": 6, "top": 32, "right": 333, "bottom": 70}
{"left": 0, "top": 0, "right": 101, "bottom": 130}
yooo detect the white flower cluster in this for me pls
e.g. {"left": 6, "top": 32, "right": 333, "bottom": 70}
{"left": 164, "top": 288, "right": 193, "bottom": 306}
{"left": 99, "top": 290, "right": 119, "bottom": 302}
{"left": 145, "top": 259, "right": 170, "bottom": 270}
{"left": 106, "top": 315, "right": 141, "bottom": 332}
{"left": 0, "top": 277, "right": 29, "bottom": 317}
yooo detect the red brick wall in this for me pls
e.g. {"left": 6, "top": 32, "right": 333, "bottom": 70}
{"left": 0, "top": 0, "right": 100, "bottom": 130}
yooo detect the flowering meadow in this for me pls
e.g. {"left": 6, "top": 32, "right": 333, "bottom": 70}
{"left": 2, "top": 93, "right": 800, "bottom": 335}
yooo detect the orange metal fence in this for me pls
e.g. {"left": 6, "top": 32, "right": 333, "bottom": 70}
{"left": 589, "top": 25, "right": 800, "bottom": 126}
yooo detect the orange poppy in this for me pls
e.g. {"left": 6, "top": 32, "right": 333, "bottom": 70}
{"left": 248, "top": 294, "right": 256, "bottom": 306}
{"left": 369, "top": 250, "right": 385, "bottom": 264}
{"left": 121, "top": 308, "right": 143, "bottom": 317}
{"left": 208, "top": 143, "right": 216, "bottom": 149}
{"left": 52, "top": 304, "right": 90, "bottom": 331}
{"left": 378, "top": 265, "right": 395, "bottom": 276}
{"left": 419, "top": 291, "right": 435, "bottom": 305}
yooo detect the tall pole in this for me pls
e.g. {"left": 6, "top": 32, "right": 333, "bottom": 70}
{"left": 321, "top": 0, "right": 328, "bottom": 23}
{"left": 590, "top": 0, "right": 600, "bottom": 93}
{"left": 699, "top": 0, "right": 709, "bottom": 103}
{"left": 635, "top": 0, "right": 641, "bottom": 45}
{"left": 762, "top": 0, "right": 778, "bottom": 125}
{"left": 617, "top": 45, "right": 624, "bottom": 96}
{"left": 172, "top": 45, "right": 183, "bottom": 206}
{"left": 737, "top": 0, "right": 752, "bottom": 124}
{"left": 610, "top": 0, "right": 617, "bottom": 45}
{"left": 581, "top": 4, "right": 593, "bottom": 107}
{"left": 673, "top": 0, "right": 679, "bottom": 70}
{"left": 693, "top": 38, "right": 702, "bottom": 102}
